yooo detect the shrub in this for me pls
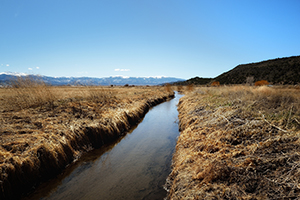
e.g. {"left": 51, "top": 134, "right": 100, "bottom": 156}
{"left": 211, "top": 81, "right": 220, "bottom": 87}
{"left": 254, "top": 80, "right": 269, "bottom": 86}
{"left": 246, "top": 76, "right": 254, "bottom": 86}
{"left": 187, "top": 84, "right": 194, "bottom": 92}
{"left": 177, "top": 85, "right": 183, "bottom": 92}
{"left": 165, "top": 83, "right": 172, "bottom": 92}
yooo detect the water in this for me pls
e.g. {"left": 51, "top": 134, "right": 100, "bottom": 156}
{"left": 25, "top": 92, "right": 183, "bottom": 200}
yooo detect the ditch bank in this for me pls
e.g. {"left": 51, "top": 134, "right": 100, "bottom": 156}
{"left": 166, "top": 87, "right": 300, "bottom": 199}
{"left": 0, "top": 92, "right": 174, "bottom": 200}
{"left": 26, "top": 91, "right": 184, "bottom": 200}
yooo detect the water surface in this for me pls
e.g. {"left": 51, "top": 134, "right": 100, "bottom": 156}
{"left": 26, "top": 92, "right": 183, "bottom": 200}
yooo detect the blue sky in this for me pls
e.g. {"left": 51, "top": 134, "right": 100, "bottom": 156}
{"left": 1, "top": 0, "right": 300, "bottom": 79}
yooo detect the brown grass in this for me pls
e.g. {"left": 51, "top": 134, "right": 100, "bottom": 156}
{"left": 0, "top": 79, "right": 174, "bottom": 199}
{"left": 211, "top": 81, "right": 220, "bottom": 86}
{"left": 187, "top": 84, "right": 194, "bottom": 92}
{"left": 255, "top": 80, "right": 269, "bottom": 86}
{"left": 3, "top": 77, "right": 57, "bottom": 110}
{"left": 166, "top": 85, "right": 300, "bottom": 199}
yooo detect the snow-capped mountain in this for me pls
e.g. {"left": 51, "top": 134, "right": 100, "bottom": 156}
{"left": 0, "top": 72, "right": 28, "bottom": 76}
{"left": 0, "top": 72, "right": 185, "bottom": 86}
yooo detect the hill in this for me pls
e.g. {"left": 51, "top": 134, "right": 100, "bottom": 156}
{"left": 172, "top": 76, "right": 212, "bottom": 85}
{"left": 214, "top": 55, "right": 300, "bottom": 85}
{"left": 175, "top": 55, "right": 300, "bottom": 86}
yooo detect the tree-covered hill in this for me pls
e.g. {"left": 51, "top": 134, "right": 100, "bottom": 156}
{"left": 214, "top": 56, "right": 300, "bottom": 85}
{"left": 176, "top": 55, "right": 300, "bottom": 85}
{"left": 172, "top": 77, "right": 212, "bottom": 85}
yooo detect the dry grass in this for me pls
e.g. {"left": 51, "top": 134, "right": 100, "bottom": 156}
{"left": 0, "top": 80, "right": 174, "bottom": 199}
{"left": 2, "top": 77, "right": 57, "bottom": 110}
{"left": 166, "top": 85, "right": 300, "bottom": 199}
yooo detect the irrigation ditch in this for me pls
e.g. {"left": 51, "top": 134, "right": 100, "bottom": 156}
{"left": 22, "top": 92, "right": 184, "bottom": 200}
{"left": 1, "top": 91, "right": 175, "bottom": 200}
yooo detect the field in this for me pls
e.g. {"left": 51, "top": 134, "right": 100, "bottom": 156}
{"left": 0, "top": 81, "right": 174, "bottom": 199}
{"left": 167, "top": 85, "right": 300, "bottom": 199}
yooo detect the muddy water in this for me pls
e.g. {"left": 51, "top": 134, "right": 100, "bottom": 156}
{"left": 25, "top": 92, "right": 183, "bottom": 200}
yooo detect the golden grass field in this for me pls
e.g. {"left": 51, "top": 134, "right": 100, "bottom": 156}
{"left": 167, "top": 85, "right": 300, "bottom": 199}
{"left": 0, "top": 79, "right": 174, "bottom": 199}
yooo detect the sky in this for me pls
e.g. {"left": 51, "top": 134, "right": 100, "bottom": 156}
{"left": 1, "top": 0, "right": 300, "bottom": 79}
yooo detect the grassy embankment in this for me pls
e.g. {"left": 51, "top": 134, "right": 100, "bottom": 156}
{"left": 167, "top": 85, "right": 300, "bottom": 199}
{"left": 0, "top": 79, "right": 174, "bottom": 199}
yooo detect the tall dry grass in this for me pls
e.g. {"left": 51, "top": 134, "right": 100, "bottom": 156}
{"left": 195, "top": 85, "right": 300, "bottom": 129}
{"left": 0, "top": 78, "right": 120, "bottom": 112}
{"left": 4, "top": 77, "right": 57, "bottom": 110}
{"left": 186, "top": 84, "right": 194, "bottom": 92}
{"left": 167, "top": 85, "right": 300, "bottom": 199}
{"left": 0, "top": 83, "right": 174, "bottom": 199}
{"left": 165, "top": 83, "right": 172, "bottom": 93}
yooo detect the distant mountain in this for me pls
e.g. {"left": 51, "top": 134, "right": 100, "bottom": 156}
{"left": 214, "top": 56, "right": 300, "bottom": 85}
{"left": 0, "top": 73, "right": 185, "bottom": 86}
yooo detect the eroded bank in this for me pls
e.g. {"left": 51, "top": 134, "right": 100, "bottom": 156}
{"left": 24, "top": 92, "right": 184, "bottom": 200}
{"left": 0, "top": 86, "right": 174, "bottom": 200}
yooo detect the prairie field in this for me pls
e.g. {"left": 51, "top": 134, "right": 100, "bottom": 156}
{"left": 0, "top": 80, "right": 174, "bottom": 199}
{"left": 167, "top": 85, "right": 300, "bottom": 199}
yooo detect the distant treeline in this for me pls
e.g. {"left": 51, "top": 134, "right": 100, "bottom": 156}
{"left": 173, "top": 77, "right": 212, "bottom": 86}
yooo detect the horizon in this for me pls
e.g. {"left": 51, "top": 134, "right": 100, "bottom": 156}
{"left": 1, "top": 1, "right": 300, "bottom": 79}
{"left": 2, "top": 54, "right": 299, "bottom": 80}
{"left": 0, "top": 71, "right": 183, "bottom": 79}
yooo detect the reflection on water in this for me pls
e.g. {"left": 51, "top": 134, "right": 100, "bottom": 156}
{"left": 25, "top": 92, "right": 183, "bottom": 200}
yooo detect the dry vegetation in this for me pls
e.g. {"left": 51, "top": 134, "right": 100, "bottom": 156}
{"left": 0, "top": 78, "right": 174, "bottom": 199}
{"left": 166, "top": 85, "right": 300, "bottom": 199}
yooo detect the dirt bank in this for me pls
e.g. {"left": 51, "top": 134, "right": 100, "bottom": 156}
{"left": 166, "top": 86, "right": 300, "bottom": 199}
{"left": 0, "top": 86, "right": 174, "bottom": 199}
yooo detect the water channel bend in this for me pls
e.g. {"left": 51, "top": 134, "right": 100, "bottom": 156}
{"left": 26, "top": 92, "right": 183, "bottom": 200}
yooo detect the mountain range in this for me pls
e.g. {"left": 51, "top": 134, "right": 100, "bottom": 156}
{"left": 0, "top": 72, "right": 185, "bottom": 86}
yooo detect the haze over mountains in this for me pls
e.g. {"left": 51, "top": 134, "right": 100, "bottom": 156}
{"left": 0, "top": 72, "right": 184, "bottom": 86}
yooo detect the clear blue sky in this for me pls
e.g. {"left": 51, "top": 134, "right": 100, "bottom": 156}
{"left": 1, "top": 0, "right": 300, "bottom": 79}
